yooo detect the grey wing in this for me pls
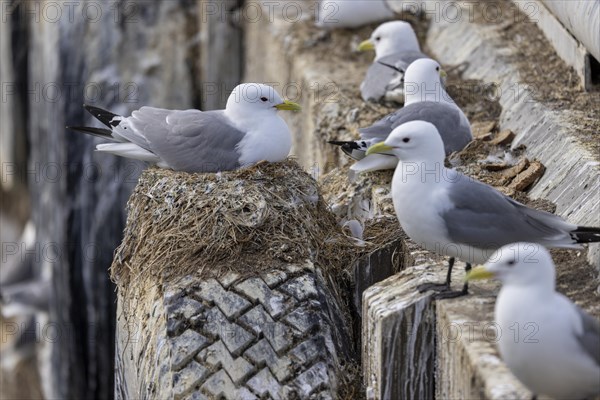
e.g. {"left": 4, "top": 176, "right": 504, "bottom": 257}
{"left": 358, "top": 111, "right": 397, "bottom": 141}
{"left": 389, "top": 51, "right": 428, "bottom": 72}
{"left": 128, "top": 108, "right": 245, "bottom": 172}
{"left": 442, "top": 174, "right": 575, "bottom": 249}
{"left": 361, "top": 51, "right": 428, "bottom": 103}
{"left": 573, "top": 305, "right": 600, "bottom": 366}
{"left": 361, "top": 61, "right": 399, "bottom": 103}
{"left": 391, "top": 102, "right": 471, "bottom": 154}
{"left": 359, "top": 102, "right": 472, "bottom": 155}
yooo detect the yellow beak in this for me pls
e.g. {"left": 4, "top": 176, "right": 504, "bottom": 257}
{"left": 440, "top": 69, "right": 448, "bottom": 79}
{"left": 275, "top": 100, "right": 302, "bottom": 111}
{"left": 357, "top": 39, "right": 375, "bottom": 52}
{"left": 464, "top": 265, "right": 494, "bottom": 282}
{"left": 365, "top": 142, "right": 394, "bottom": 156}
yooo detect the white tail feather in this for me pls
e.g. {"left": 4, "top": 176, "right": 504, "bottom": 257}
{"left": 350, "top": 154, "right": 398, "bottom": 173}
{"left": 96, "top": 143, "right": 161, "bottom": 163}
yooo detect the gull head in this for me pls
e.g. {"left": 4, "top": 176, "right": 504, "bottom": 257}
{"left": 404, "top": 58, "right": 448, "bottom": 104}
{"left": 226, "top": 83, "right": 301, "bottom": 116}
{"left": 358, "top": 21, "right": 420, "bottom": 60}
{"left": 366, "top": 120, "right": 445, "bottom": 163}
{"left": 466, "top": 243, "right": 555, "bottom": 289}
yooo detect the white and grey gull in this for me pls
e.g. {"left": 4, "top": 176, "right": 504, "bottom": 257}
{"left": 467, "top": 243, "right": 600, "bottom": 400}
{"left": 357, "top": 20, "right": 429, "bottom": 104}
{"left": 67, "top": 83, "right": 301, "bottom": 173}
{"left": 367, "top": 120, "right": 600, "bottom": 298}
{"left": 331, "top": 58, "right": 472, "bottom": 173}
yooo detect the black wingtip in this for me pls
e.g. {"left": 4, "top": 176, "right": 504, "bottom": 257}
{"left": 328, "top": 140, "right": 364, "bottom": 151}
{"left": 571, "top": 226, "right": 600, "bottom": 244}
{"left": 328, "top": 140, "right": 351, "bottom": 146}
{"left": 66, "top": 126, "right": 114, "bottom": 139}
{"left": 83, "top": 104, "right": 121, "bottom": 128}
{"left": 377, "top": 60, "right": 404, "bottom": 73}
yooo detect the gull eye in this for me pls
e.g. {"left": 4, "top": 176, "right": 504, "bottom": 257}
{"left": 402, "top": 137, "right": 410, "bottom": 143}
{"left": 375, "top": 36, "right": 381, "bottom": 41}
{"left": 260, "top": 96, "right": 268, "bottom": 102}
{"left": 507, "top": 260, "right": 515, "bottom": 267}
{"left": 436, "top": 66, "right": 440, "bottom": 71}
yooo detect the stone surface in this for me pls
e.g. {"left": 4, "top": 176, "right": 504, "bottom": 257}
{"left": 289, "top": 361, "right": 331, "bottom": 398}
{"left": 538, "top": 0, "right": 599, "bottom": 62}
{"left": 531, "top": 0, "right": 598, "bottom": 90}
{"left": 284, "top": 307, "right": 321, "bottom": 336}
{"left": 115, "top": 261, "right": 353, "bottom": 399}
{"left": 490, "top": 130, "right": 516, "bottom": 146}
{"left": 244, "top": 339, "right": 293, "bottom": 382}
{"left": 246, "top": 368, "right": 283, "bottom": 400}
{"left": 172, "top": 361, "right": 209, "bottom": 400}
{"left": 197, "top": 341, "right": 255, "bottom": 385}
{"left": 171, "top": 330, "right": 209, "bottom": 371}
{"left": 508, "top": 161, "right": 546, "bottom": 191}
{"left": 353, "top": 239, "right": 402, "bottom": 319}
{"left": 471, "top": 121, "right": 497, "bottom": 138}
{"left": 236, "top": 278, "right": 289, "bottom": 317}
{"left": 202, "top": 307, "right": 255, "bottom": 356}
{"left": 435, "top": 289, "right": 531, "bottom": 400}
{"left": 279, "top": 275, "right": 319, "bottom": 301}
{"left": 362, "top": 244, "right": 441, "bottom": 400}
{"left": 196, "top": 279, "right": 252, "bottom": 319}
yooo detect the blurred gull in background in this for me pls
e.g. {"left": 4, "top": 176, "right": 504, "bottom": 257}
{"left": 315, "top": 0, "right": 396, "bottom": 29}
{"left": 357, "top": 21, "right": 428, "bottom": 104}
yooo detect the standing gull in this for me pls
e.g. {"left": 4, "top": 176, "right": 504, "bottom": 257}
{"left": 67, "top": 83, "right": 301, "bottom": 173}
{"left": 357, "top": 21, "right": 428, "bottom": 104}
{"left": 331, "top": 58, "right": 472, "bottom": 173}
{"left": 467, "top": 243, "right": 600, "bottom": 400}
{"left": 367, "top": 121, "right": 600, "bottom": 298}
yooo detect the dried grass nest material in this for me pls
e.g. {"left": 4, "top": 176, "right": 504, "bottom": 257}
{"left": 110, "top": 160, "right": 359, "bottom": 289}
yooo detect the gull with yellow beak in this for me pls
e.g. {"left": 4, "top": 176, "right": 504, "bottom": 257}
{"left": 67, "top": 83, "right": 301, "bottom": 173}
{"left": 367, "top": 121, "right": 600, "bottom": 298}
{"left": 466, "top": 243, "right": 600, "bottom": 400}
{"left": 357, "top": 21, "right": 428, "bottom": 103}
{"left": 331, "top": 58, "right": 472, "bottom": 173}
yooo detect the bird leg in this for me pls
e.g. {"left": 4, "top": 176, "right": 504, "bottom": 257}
{"left": 417, "top": 257, "right": 455, "bottom": 292}
{"left": 417, "top": 258, "right": 472, "bottom": 299}
{"left": 432, "top": 263, "right": 471, "bottom": 299}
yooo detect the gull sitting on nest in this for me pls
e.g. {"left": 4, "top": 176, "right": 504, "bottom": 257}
{"left": 68, "top": 83, "right": 301, "bottom": 173}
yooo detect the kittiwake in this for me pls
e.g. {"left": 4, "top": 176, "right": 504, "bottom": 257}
{"left": 331, "top": 58, "right": 472, "bottom": 173}
{"left": 367, "top": 121, "right": 600, "bottom": 298}
{"left": 466, "top": 243, "right": 600, "bottom": 399}
{"left": 357, "top": 20, "right": 428, "bottom": 103}
{"left": 67, "top": 83, "right": 301, "bottom": 173}
{"left": 315, "top": 0, "right": 396, "bottom": 29}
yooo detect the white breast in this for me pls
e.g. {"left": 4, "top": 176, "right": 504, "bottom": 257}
{"left": 391, "top": 165, "right": 451, "bottom": 253}
{"left": 496, "top": 288, "right": 600, "bottom": 399}
{"left": 231, "top": 113, "right": 292, "bottom": 167}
